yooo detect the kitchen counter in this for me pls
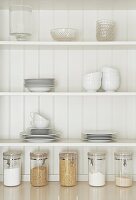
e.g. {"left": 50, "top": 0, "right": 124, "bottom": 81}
{"left": 0, "top": 181, "right": 135, "bottom": 200}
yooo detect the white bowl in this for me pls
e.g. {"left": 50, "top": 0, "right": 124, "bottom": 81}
{"left": 31, "top": 120, "right": 49, "bottom": 128}
{"left": 102, "top": 79, "right": 120, "bottom": 92}
{"left": 85, "top": 72, "right": 102, "bottom": 80}
{"left": 27, "top": 86, "right": 53, "bottom": 92}
{"left": 102, "top": 67, "right": 119, "bottom": 73}
{"left": 50, "top": 28, "right": 77, "bottom": 41}
{"left": 83, "top": 80, "right": 101, "bottom": 92}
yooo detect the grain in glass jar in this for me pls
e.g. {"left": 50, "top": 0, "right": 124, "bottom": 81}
{"left": 114, "top": 152, "right": 133, "bottom": 187}
{"left": 30, "top": 152, "right": 48, "bottom": 187}
{"left": 3, "top": 151, "right": 22, "bottom": 186}
{"left": 59, "top": 152, "right": 77, "bottom": 187}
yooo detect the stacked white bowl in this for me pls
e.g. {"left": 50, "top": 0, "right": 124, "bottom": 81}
{"left": 102, "top": 67, "right": 120, "bottom": 92}
{"left": 83, "top": 72, "right": 102, "bottom": 92}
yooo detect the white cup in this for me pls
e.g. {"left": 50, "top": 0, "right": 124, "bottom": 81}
{"left": 30, "top": 112, "right": 49, "bottom": 128}
{"left": 30, "top": 119, "right": 49, "bottom": 128}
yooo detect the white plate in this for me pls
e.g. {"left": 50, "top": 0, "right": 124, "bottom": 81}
{"left": 30, "top": 127, "right": 51, "bottom": 130}
{"left": 24, "top": 138, "right": 57, "bottom": 143}
{"left": 87, "top": 139, "right": 113, "bottom": 143}
{"left": 83, "top": 130, "right": 117, "bottom": 135}
{"left": 87, "top": 137, "right": 114, "bottom": 140}
{"left": 22, "top": 135, "right": 59, "bottom": 138}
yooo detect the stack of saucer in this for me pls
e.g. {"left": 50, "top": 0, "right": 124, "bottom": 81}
{"left": 21, "top": 128, "right": 60, "bottom": 143}
{"left": 24, "top": 79, "right": 55, "bottom": 92}
{"left": 82, "top": 130, "right": 117, "bottom": 143}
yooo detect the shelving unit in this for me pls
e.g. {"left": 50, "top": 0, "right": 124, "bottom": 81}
{"left": 0, "top": 1, "right": 136, "bottom": 197}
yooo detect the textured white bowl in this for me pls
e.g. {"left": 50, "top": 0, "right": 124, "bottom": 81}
{"left": 85, "top": 72, "right": 102, "bottom": 78}
{"left": 83, "top": 79, "right": 101, "bottom": 92}
{"left": 50, "top": 28, "right": 77, "bottom": 41}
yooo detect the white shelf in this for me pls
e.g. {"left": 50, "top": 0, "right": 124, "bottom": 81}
{"left": 0, "top": 92, "right": 136, "bottom": 96}
{"left": 1, "top": 41, "right": 136, "bottom": 48}
{"left": 0, "top": 138, "right": 135, "bottom": 147}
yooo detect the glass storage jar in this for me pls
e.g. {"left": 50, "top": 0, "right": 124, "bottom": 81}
{"left": 3, "top": 151, "right": 22, "bottom": 186}
{"left": 30, "top": 152, "right": 48, "bottom": 187}
{"left": 114, "top": 152, "right": 133, "bottom": 187}
{"left": 88, "top": 152, "right": 106, "bottom": 186}
{"left": 10, "top": 5, "right": 32, "bottom": 41}
{"left": 59, "top": 152, "right": 77, "bottom": 187}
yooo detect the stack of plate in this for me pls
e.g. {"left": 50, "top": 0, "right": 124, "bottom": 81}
{"left": 82, "top": 130, "right": 117, "bottom": 143}
{"left": 24, "top": 79, "right": 55, "bottom": 92}
{"left": 21, "top": 128, "right": 60, "bottom": 143}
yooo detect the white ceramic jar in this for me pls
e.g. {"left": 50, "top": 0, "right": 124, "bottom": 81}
{"left": 3, "top": 151, "right": 22, "bottom": 186}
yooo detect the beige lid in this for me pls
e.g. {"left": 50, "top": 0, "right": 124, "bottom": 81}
{"left": 30, "top": 151, "right": 48, "bottom": 159}
{"left": 88, "top": 151, "right": 106, "bottom": 160}
{"left": 114, "top": 151, "right": 132, "bottom": 159}
{"left": 3, "top": 151, "right": 22, "bottom": 160}
{"left": 59, "top": 152, "right": 77, "bottom": 159}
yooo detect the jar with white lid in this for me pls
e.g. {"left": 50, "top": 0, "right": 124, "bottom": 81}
{"left": 88, "top": 152, "right": 106, "bottom": 186}
{"left": 30, "top": 152, "right": 48, "bottom": 187}
{"left": 59, "top": 152, "right": 77, "bottom": 187}
{"left": 3, "top": 151, "right": 22, "bottom": 186}
{"left": 114, "top": 152, "right": 133, "bottom": 187}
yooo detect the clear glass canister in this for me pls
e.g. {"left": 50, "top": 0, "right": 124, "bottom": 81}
{"left": 30, "top": 152, "right": 48, "bottom": 187}
{"left": 10, "top": 5, "right": 32, "bottom": 41}
{"left": 114, "top": 152, "right": 133, "bottom": 187}
{"left": 3, "top": 151, "right": 22, "bottom": 186}
{"left": 59, "top": 152, "right": 77, "bottom": 187}
{"left": 88, "top": 152, "right": 106, "bottom": 186}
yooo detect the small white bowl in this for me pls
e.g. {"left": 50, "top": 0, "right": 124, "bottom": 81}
{"left": 50, "top": 28, "right": 77, "bottom": 41}
{"left": 83, "top": 80, "right": 101, "bottom": 92}
{"left": 102, "top": 79, "right": 120, "bottom": 92}
{"left": 85, "top": 72, "right": 102, "bottom": 79}
{"left": 27, "top": 86, "right": 53, "bottom": 92}
{"left": 102, "top": 67, "right": 119, "bottom": 73}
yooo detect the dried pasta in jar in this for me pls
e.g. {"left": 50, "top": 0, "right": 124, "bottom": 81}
{"left": 59, "top": 152, "right": 77, "bottom": 187}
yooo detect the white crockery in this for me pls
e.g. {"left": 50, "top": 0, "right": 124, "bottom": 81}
{"left": 85, "top": 72, "right": 102, "bottom": 79}
{"left": 27, "top": 86, "right": 53, "bottom": 92}
{"left": 102, "top": 79, "right": 120, "bottom": 92}
{"left": 30, "top": 112, "right": 50, "bottom": 128}
{"left": 83, "top": 72, "right": 102, "bottom": 92}
{"left": 102, "top": 67, "right": 119, "bottom": 73}
{"left": 31, "top": 112, "right": 46, "bottom": 121}
{"left": 30, "top": 120, "right": 49, "bottom": 128}
{"left": 102, "top": 66, "right": 120, "bottom": 92}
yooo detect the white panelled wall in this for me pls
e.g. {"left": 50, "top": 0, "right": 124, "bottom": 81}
{"left": 0, "top": 6, "right": 136, "bottom": 181}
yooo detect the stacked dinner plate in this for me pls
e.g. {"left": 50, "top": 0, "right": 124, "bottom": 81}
{"left": 82, "top": 130, "right": 117, "bottom": 143}
{"left": 21, "top": 128, "right": 60, "bottom": 143}
{"left": 24, "top": 79, "right": 55, "bottom": 92}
